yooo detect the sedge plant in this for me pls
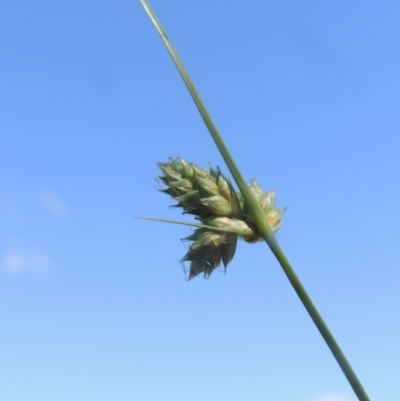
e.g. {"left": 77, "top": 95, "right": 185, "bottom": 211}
{"left": 138, "top": 1, "right": 371, "bottom": 400}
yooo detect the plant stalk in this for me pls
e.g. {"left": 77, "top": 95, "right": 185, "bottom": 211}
{"left": 139, "top": 1, "right": 371, "bottom": 400}
{"left": 268, "top": 241, "right": 371, "bottom": 401}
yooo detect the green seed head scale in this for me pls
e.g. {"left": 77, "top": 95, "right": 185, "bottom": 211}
{"left": 266, "top": 208, "right": 285, "bottom": 233}
{"left": 200, "top": 195, "right": 232, "bottom": 216}
{"left": 221, "top": 240, "right": 237, "bottom": 268}
{"left": 169, "top": 178, "right": 193, "bottom": 193}
{"left": 196, "top": 177, "right": 220, "bottom": 197}
{"left": 190, "top": 230, "right": 227, "bottom": 249}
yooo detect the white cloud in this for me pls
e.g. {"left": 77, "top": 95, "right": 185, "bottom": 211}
{"left": 2, "top": 251, "right": 51, "bottom": 273}
{"left": 39, "top": 190, "right": 70, "bottom": 218}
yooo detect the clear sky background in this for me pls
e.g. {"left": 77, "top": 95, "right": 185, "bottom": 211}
{"left": 1, "top": 1, "right": 399, "bottom": 401}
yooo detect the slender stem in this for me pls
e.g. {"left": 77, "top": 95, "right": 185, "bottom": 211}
{"left": 139, "top": 1, "right": 371, "bottom": 400}
{"left": 269, "top": 240, "right": 371, "bottom": 401}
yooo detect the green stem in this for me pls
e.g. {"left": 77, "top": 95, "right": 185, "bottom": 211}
{"left": 269, "top": 241, "right": 371, "bottom": 401}
{"left": 139, "top": 1, "right": 371, "bottom": 400}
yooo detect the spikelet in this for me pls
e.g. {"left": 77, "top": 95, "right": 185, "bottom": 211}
{"left": 157, "top": 158, "right": 285, "bottom": 279}
{"left": 158, "top": 158, "right": 242, "bottom": 218}
{"left": 238, "top": 180, "right": 286, "bottom": 243}
{"left": 181, "top": 228, "right": 238, "bottom": 279}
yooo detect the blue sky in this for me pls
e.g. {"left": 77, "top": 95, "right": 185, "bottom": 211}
{"left": 1, "top": 1, "right": 399, "bottom": 400}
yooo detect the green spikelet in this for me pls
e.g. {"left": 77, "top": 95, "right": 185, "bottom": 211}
{"left": 157, "top": 158, "right": 242, "bottom": 219}
{"left": 181, "top": 228, "right": 238, "bottom": 279}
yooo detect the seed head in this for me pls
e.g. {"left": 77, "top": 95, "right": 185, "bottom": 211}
{"left": 157, "top": 158, "right": 285, "bottom": 279}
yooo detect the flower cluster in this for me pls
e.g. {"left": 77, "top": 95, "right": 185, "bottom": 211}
{"left": 158, "top": 158, "right": 285, "bottom": 279}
